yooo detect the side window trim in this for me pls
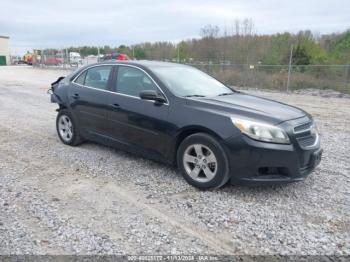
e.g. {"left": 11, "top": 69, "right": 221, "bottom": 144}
{"left": 71, "top": 64, "right": 169, "bottom": 105}
{"left": 72, "top": 65, "right": 114, "bottom": 92}
{"left": 73, "top": 69, "right": 87, "bottom": 85}
{"left": 77, "top": 70, "right": 87, "bottom": 85}
{"left": 114, "top": 65, "right": 168, "bottom": 104}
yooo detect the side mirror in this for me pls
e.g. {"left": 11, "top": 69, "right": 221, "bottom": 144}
{"left": 139, "top": 90, "right": 166, "bottom": 104}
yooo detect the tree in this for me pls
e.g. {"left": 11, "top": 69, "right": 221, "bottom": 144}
{"left": 200, "top": 25, "right": 220, "bottom": 38}
{"left": 63, "top": 26, "right": 349, "bottom": 65}
{"left": 133, "top": 47, "right": 146, "bottom": 59}
{"left": 262, "top": 33, "right": 293, "bottom": 64}
{"left": 296, "top": 31, "right": 327, "bottom": 64}
{"left": 199, "top": 25, "right": 220, "bottom": 62}
{"left": 176, "top": 41, "right": 189, "bottom": 62}
{"left": 293, "top": 45, "right": 311, "bottom": 65}
{"left": 329, "top": 30, "right": 350, "bottom": 63}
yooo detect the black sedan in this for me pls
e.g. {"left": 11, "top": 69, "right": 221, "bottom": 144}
{"left": 50, "top": 61, "right": 322, "bottom": 189}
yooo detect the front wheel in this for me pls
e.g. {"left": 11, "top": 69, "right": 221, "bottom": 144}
{"left": 56, "top": 109, "right": 82, "bottom": 146}
{"left": 177, "top": 133, "right": 230, "bottom": 189}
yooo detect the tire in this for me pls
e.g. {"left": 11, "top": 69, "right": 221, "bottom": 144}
{"left": 177, "top": 133, "right": 230, "bottom": 189}
{"left": 56, "top": 109, "right": 83, "bottom": 146}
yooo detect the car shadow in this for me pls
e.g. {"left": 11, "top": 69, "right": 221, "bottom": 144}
{"left": 77, "top": 140, "right": 309, "bottom": 197}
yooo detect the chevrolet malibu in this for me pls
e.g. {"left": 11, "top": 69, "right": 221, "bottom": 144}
{"left": 50, "top": 61, "right": 322, "bottom": 189}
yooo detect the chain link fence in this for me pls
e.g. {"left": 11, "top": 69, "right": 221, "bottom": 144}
{"left": 31, "top": 48, "right": 99, "bottom": 69}
{"left": 28, "top": 48, "right": 350, "bottom": 94}
{"left": 190, "top": 63, "right": 350, "bottom": 94}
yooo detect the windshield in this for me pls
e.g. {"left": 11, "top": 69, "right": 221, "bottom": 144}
{"left": 151, "top": 66, "right": 234, "bottom": 97}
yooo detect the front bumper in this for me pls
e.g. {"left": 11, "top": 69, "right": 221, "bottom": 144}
{"left": 223, "top": 134, "right": 322, "bottom": 186}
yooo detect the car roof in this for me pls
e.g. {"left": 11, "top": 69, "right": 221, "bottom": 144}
{"left": 68, "top": 60, "right": 190, "bottom": 81}
{"left": 96, "top": 60, "right": 188, "bottom": 68}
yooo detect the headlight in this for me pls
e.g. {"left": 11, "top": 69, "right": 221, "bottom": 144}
{"left": 231, "top": 118, "right": 290, "bottom": 144}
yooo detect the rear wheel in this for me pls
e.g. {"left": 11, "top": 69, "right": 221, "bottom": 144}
{"left": 177, "top": 133, "right": 230, "bottom": 189}
{"left": 56, "top": 109, "right": 82, "bottom": 146}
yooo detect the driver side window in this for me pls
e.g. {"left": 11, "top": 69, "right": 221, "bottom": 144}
{"left": 116, "top": 66, "right": 158, "bottom": 97}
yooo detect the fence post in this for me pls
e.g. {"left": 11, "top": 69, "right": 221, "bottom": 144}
{"left": 243, "top": 64, "right": 247, "bottom": 88}
{"left": 345, "top": 64, "right": 350, "bottom": 94}
{"left": 286, "top": 45, "right": 293, "bottom": 92}
{"left": 177, "top": 46, "right": 180, "bottom": 63}
{"left": 98, "top": 47, "right": 100, "bottom": 63}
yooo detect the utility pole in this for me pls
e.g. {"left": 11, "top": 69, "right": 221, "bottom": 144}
{"left": 66, "top": 48, "right": 69, "bottom": 68}
{"left": 177, "top": 45, "right": 180, "bottom": 63}
{"left": 286, "top": 45, "right": 293, "bottom": 92}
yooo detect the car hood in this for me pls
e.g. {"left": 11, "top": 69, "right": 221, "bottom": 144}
{"left": 186, "top": 92, "right": 307, "bottom": 124}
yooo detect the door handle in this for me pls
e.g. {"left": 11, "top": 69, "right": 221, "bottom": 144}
{"left": 111, "top": 103, "right": 121, "bottom": 110}
{"left": 71, "top": 93, "right": 80, "bottom": 100}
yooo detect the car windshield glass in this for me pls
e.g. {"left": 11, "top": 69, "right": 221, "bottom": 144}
{"left": 151, "top": 66, "right": 233, "bottom": 97}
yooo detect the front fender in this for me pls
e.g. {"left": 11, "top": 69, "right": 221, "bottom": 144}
{"left": 50, "top": 93, "right": 61, "bottom": 103}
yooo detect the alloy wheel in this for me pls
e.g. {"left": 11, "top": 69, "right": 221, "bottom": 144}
{"left": 58, "top": 115, "right": 73, "bottom": 142}
{"left": 183, "top": 143, "right": 217, "bottom": 182}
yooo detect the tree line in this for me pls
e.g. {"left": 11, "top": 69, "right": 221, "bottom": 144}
{"left": 68, "top": 19, "right": 350, "bottom": 65}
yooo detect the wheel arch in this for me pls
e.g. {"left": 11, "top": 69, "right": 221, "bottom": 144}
{"left": 57, "top": 103, "right": 67, "bottom": 111}
{"left": 171, "top": 126, "right": 223, "bottom": 165}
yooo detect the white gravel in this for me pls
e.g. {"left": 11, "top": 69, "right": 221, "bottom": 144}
{"left": 0, "top": 66, "right": 349, "bottom": 255}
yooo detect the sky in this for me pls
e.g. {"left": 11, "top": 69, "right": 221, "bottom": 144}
{"left": 1, "top": 0, "right": 349, "bottom": 55}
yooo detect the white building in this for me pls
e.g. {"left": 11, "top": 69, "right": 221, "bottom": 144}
{"left": 0, "top": 36, "right": 10, "bottom": 65}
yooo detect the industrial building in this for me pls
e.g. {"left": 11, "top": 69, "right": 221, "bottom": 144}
{"left": 0, "top": 36, "right": 10, "bottom": 65}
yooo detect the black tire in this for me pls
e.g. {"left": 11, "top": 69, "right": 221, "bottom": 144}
{"left": 56, "top": 109, "right": 83, "bottom": 146}
{"left": 177, "top": 133, "right": 230, "bottom": 189}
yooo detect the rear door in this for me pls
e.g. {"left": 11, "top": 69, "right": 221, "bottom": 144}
{"left": 107, "top": 65, "right": 170, "bottom": 158}
{"left": 68, "top": 65, "right": 114, "bottom": 135}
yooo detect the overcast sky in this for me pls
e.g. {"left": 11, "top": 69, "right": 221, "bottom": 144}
{"left": 1, "top": 0, "right": 349, "bottom": 54}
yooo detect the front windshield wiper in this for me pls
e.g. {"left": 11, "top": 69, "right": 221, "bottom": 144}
{"left": 217, "top": 92, "right": 235, "bottom": 96}
{"left": 184, "top": 95, "right": 206, "bottom": 98}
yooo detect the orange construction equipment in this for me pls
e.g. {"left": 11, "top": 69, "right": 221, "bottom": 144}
{"left": 23, "top": 53, "right": 33, "bottom": 65}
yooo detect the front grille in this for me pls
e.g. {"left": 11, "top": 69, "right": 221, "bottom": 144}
{"left": 293, "top": 121, "right": 317, "bottom": 148}
{"left": 296, "top": 135, "right": 317, "bottom": 147}
{"left": 294, "top": 122, "right": 312, "bottom": 133}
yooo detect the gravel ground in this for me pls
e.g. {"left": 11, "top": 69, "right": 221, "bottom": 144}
{"left": 0, "top": 66, "right": 349, "bottom": 255}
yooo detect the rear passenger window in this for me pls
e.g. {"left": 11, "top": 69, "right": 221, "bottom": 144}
{"left": 84, "top": 66, "right": 113, "bottom": 90}
{"left": 75, "top": 71, "right": 86, "bottom": 85}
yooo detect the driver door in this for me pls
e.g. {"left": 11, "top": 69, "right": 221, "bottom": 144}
{"left": 107, "top": 65, "right": 170, "bottom": 159}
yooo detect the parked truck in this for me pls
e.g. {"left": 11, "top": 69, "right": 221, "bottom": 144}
{"left": 69, "top": 52, "right": 82, "bottom": 66}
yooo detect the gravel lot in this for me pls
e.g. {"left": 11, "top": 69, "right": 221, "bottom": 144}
{"left": 0, "top": 66, "right": 349, "bottom": 255}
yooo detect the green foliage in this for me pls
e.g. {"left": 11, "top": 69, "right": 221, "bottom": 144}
{"left": 329, "top": 31, "right": 350, "bottom": 64}
{"left": 262, "top": 33, "right": 292, "bottom": 64}
{"left": 296, "top": 32, "right": 327, "bottom": 64}
{"left": 63, "top": 27, "right": 349, "bottom": 65}
{"left": 304, "top": 43, "right": 327, "bottom": 64}
{"left": 177, "top": 41, "right": 189, "bottom": 62}
{"left": 133, "top": 47, "right": 146, "bottom": 59}
{"left": 293, "top": 45, "right": 311, "bottom": 65}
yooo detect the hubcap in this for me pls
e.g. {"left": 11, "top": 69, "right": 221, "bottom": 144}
{"left": 183, "top": 144, "right": 217, "bottom": 183}
{"left": 58, "top": 115, "right": 73, "bottom": 142}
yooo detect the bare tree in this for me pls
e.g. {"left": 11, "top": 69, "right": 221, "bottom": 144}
{"left": 234, "top": 19, "right": 240, "bottom": 36}
{"left": 200, "top": 25, "right": 220, "bottom": 38}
